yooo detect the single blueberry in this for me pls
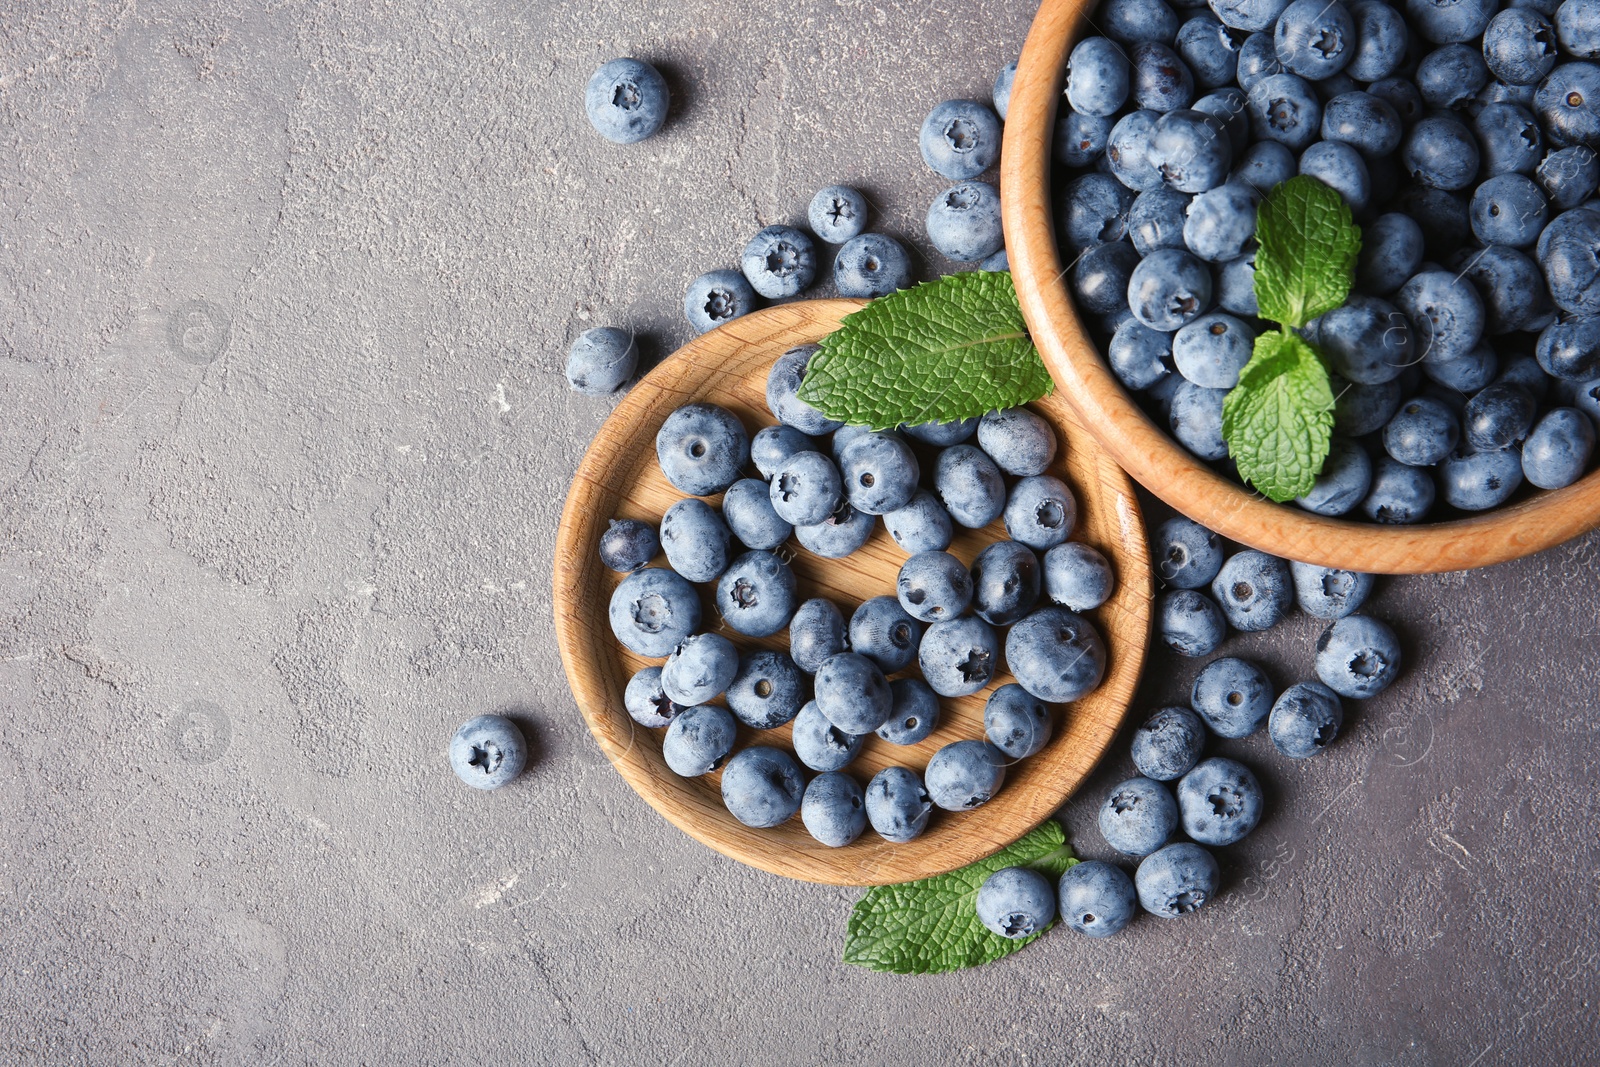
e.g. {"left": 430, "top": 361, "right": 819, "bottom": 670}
{"left": 878, "top": 677, "right": 942, "bottom": 746}
{"left": 1299, "top": 140, "right": 1370, "bottom": 213}
{"left": 1128, "top": 186, "right": 1194, "bottom": 255}
{"left": 1173, "top": 313, "right": 1255, "bottom": 387}
{"left": 1416, "top": 43, "right": 1489, "bottom": 110}
{"left": 715, "top": 550, "right": 797, "bottom": 638}
{"left": 1073, "top": 240, "right": 1142, "bottom": 315}
{"left": 1109, "top": 316, "right": 1177, "bottom": 390}
{"left": 1107, "top": 110, "right": 1167, "bottom": 193}
{"left": 1383, "top": 396, "right": 1461, "bottom": 466}
{"left": 1101, "top": 0, "right": 1182, "bottom": 43}
{"left": 791, "top": 700, "right": 865, "bottom": 772}
{"left": 608, "top": 567, "right": 702, "bottom": 657}
{"left": 984, "top": 683, "right": 1053, "bottom": 759}
{"left": 1169, "top": 381, "right": 1229, "bottom": 460}
{"left": 977, "top": 867, "right": 1058, "bottom": 939}
{"left": 1346, "top": 0, "right": 1409, "bottom": 80}
{"left": 661, "top": 704, "right": 737, "bottom": 777}
{"left": 1153, "top": 516, "right": 1224, "bottom": 589}
{"left": 1191, "top": 656, "right": 1274, "bottom": 737}
{"left": 766, "top": 344, "right": 844, "bottom": 436}
{"left": 1136, "top": 842, "right": 1220, "bottom": 917}
{"left": 903, "top": 417, "right": 979, "bottom": 446}
{"left": 1183, "top": 183, "right": 1260, "bottom": 264}
{"left": 993, "top": 59, "right": 1019, "bottom": 120}
{"left": 1537, "top": 317, "right": 1600, "bottom": 382}
{"left": 449, "top": 714, "right": 527, "bottom": 790}
{"left": 741, "top": 225, "right": 816, "bottom": 299}
{"left": 1245, "top": 73, "right": 1323, "bottom": 151}
{"left": 1177, "top": 14, "right": 1244, "bottom": 88}
{"left": 883, "top": 490, "right": 956, "bottom": 554}
{"left": 721, "top": 478, "right": 792, "bottom": 551}
{"left": 661, "top": 632, "right": 739, "bottom": 707}
{"left": 1059, "top": 172, "right": 1137, "bottom": 254}
{"left": 1005, "top": 606, "right": 1108, "bottom": 703}
{"left": 1357, "top": 214, "right": 1426, "bottom": 296}
{"left": 1054, "top": 106, "right": 1117, "bottom": 168}
{"left": 1362, "top": 455, "right": 1437, "bottom": 523}
{"left": 920, "top": 99, "right": 1003, "bottom": 180}
{"left": 787, "top": 598, "right": 847, "bottom": 674}
{"left": 1557, "top": 0, "right": 1600, "bottom": 58}
{"left": 585, "top": 58, "right": 669, "bottom": 144}
{"left": 1317, "top": 295, "right": 1411, "bottom": 385}
{"left": 970, "top": 540, "right": 1043, "bottom": 626}
{"left": 1268, "top": 680, "right": 1344, "bottom": 758}
{"left": 684, "top": 269, "right": 757, "bottom": 334}
{"left": 1476, "top": 103, "right": 1546, "bottom": 178}
{"left": 1100, "top": 776, "right": 1181, "bottom": 856}
{"left": 565, "top": 326, "right": 639, "bottom": 396}
{"left": 934, "top": 444, "right": 1008, "bottom": 528}
{"left": 1537, "top": 146, "right": 1600, "bottom": 211}
{"left": 1335, "top": 377, "right": 1405, "bottom": 437}
{"left": 1538, "top": 207, "right": 1600, "bottom": 317}
{"left": 1210, "top": 549, "right": 1292, "bottom": 631}
{"left": 660, "top": 497, "right": 733, "bottom": 583}
{"left": 720, "top": 746, "right": 805, "bottom": 828}
{"left": 1402, "top": 115, "right": 1481, "bottom": 191}
{"left": 802, "top": 772, "right": 868, "bottom": 847}
{"left": 1129, "top": 249, "right": 1214, "bottom": 332}
{"left": 1440, "top": 445, "right": 1526, "bottom": 510}
{"left": 769, "top": 451, "right": 843, "bottom": 527}
{"left": 925, "top": 740, "right": 1008, "bottom": 811}
{"left": 1177, "top": 756, "right": 1264, "bottom": 846}
{"left": 927, "top": 181, "right": 1005, "bottom": 262}
{"left": 1129, "top": 42, "right": 1197, "bottom": 112}
{"left": 1004, "top": 476, "right": 1078, "bottom": 551}
{"left": 1405, "top": 0, "right": 1496, "bottom": 43}
{"left": 840, "top": 432, "right": 920, "bottom": 515}
{"left": 1131, "top": 705, "right": 1207, "bottom": 781}
{"left": 794, "top": 499, "right": 877, "bottom": 558}
{"left": 864, "top": 766, "right": 933, "bottom": 842}
{"left": 1320, "top": 91, "right": 1402, "bottom": 157}
{"left": 1232, "top": 140, "right": 1297, "bottom": 196}
{"left": 1289, "top": 560, "right": 1374, "bottom": 619}
{"left": 726, "top": 650, "right": 807, "bottom": 729}
{"left": 1523, "top": 407, "right": 1597, "bottom": 488}
{"left": 1159, "top": 588, "right": 1227, "bottom": 657}
{"left": 919, "top": 616, "right": 1002, "bottom": 697}
{"left": 623, "top": 666, "right": 684, "bottom": 729}
{"left": 896, "top": 550, "right": 973, "bottom": 623}
{"left": 1295, "top": 438, "right": 1372, "bottom": 517}
{"left": 1068, "top": 37, "right": 1134, "bottom": 116}
{"left": 1535, "top": 62, "right": 1600, "bottom": 151}
{"left": 849, "top": 596, "right": 924, "bottom": 673}
{"left": 656, "top": 402, "right": 750, "bottom": 496}
{"left": 814, "top": 652, "right": 893, "bottom": 734}
{"left": 1058, "top": 860, "right": 1138, "bottom": 937}
{"left": 1150, "top": 109, "right": 1233, "bottom": 192}
{"left": 808, "top": 185, "right": 868, "bottom": 245}
{"left": 1236, "top": 30, "right": 1287, "bottom": 89}
{"left": 1315, "top": 614, "right": 1402, "bottom": 698}
{"left": 1042, "top": 542, "right": 1116, "bottom": 611}
{"left": 1463, "top": 383, "right": 1538, "bottom": 451}
{"left": 978, "top": 407, "right": 1059, "bottom": 476}
{"left": 598, "top": 518, "right": 659, "bottom": 573}
{"left": 834, "top": 233, "right": 915, "bottom": 298}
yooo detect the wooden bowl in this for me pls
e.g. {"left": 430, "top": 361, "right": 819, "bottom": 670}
{"left": 553, "top": 300, "right": 1152, "bottom": 886}
{"left": 999, "top": 0, "right": 1600, "bottom": 575}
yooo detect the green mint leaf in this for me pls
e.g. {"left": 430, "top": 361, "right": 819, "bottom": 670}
{"left": 1222, "top": 329, "right": 1336, "bottom": 502}
{"left": 841, "top": 821, "right": 1078, "bottom": 975}
{"left": 1253, "top": 175, "right": 1362, "bottom": 329}
{"left": 797, "top": 271, "right": 1053, "bottom": 430}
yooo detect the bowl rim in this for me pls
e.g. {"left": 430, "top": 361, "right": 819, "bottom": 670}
{"left": 999, "top": 0, "right": 1600, "bottom": 575}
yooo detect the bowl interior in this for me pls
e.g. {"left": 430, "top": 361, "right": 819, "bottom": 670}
{"left": 553, "top": 299, "right": 1153, "bottom": 885}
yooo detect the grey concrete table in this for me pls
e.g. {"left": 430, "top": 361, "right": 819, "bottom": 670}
{"left": 2, "top": 2, "right": 1596, "bottom": 1063}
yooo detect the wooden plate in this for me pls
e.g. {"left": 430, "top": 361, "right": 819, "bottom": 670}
{"left": 999, "top": 0, "right": 1600, "bottom": 574}
{"left": 553, "top": 300, "right": 1153, "bottom": 886}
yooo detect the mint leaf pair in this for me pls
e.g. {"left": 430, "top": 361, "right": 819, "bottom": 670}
{"left": 1222, "top": 176, "right": 1362, "bottom": 502}
{"left": 842, "top": 820, "right": 1078, "bottom": 974}
{"left": 797, "top": 271, "right": 1053, "bottom": 430}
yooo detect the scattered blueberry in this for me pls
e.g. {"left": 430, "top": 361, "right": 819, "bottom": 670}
{"left": 814, "top": 652, "right": 893, "bottom": 734}
{"left": 984, "top": 683, "right": 1053, "bottom": 759}
{"left": 1131, "top": 705, "right": 1207, "bottom": 781}
{"left": 566, "top": 326, "right": 639, "bottom": 395}
{"left": 1004, "top": 475, "right": 1078, "bottom": 551}
{"left": 1158, "top": 588, "right": 1227, "bottom": 657}
{"left": 878, "top": 677, "right": 941, "bottom": 745}
{"left": 1191, "top": 656, "right": 1274, "bottom": 737}
{"left": 585, "top": 58, "right": 669, "bottom": 144}
{"left": 1268, "top": 680, "right": 1344, "bottom": 758}
{"left": 919, "top": 616, "right": 1001, "bottom": 697}
{"left": 834, "top": 233, "right": 915, "bottom": 298}
{"left": 660, "top": 497, "right": 732, "bottom": 583}
{"left": 1042, "top": 542, "right": 1116, "bottom": 611}
{"left": 924, "top": 740, "right": 1008, "bottom": 811}
{"left": 715, "top": 550, "right": 797, "bottom": 637}
{"left": 449, "top": 714, "right": 528, "bottom": 790}
{"left": 721, "top": 746, "right": 805, "bottom": 828}
{"left": 769, "top": 451, "right": 843, "bottom": 527}
{"left": 970, "top": 540, "right": 1044, "bottom": 626}
{"left": 1100, "top": 777, "right": 1181, "bottom": 856}
{"left": 883, "top": 489, "right": 955, "bottom": 554}
{"left": 1210, "top": 550, "right": 1292, "bottom": 632}
{"left": 977, "top": 867, "right": 1058, "bottom": 939}
{"left": 849, "top": 595, "right": 924, "bottom": 673}
{"left": 598, "top": 518, "right": 659, "bottom": 573}
{"left": 608, "top": 567, "right": 701, "bottom": 657}
{"left": 1058, "top": 860, "right": 1138, "bottom": 937}
{"left": 684, "top": 269, "right": 757, "bottom": 334}
{"left": 808, "top": 185, "right": 869, "bottom": 244}
{"left": 1315, "top": 614, "right": 1402, "bottom": 698}
{"left": 791, "top": 700, "right": 865, "bottom": 772}
{"left": 721, "top": 478, "right": 792, "bottom": 551}
{"left": 725, "top": 649, "right": 807, "bottom": 729}
{"left": 897, "top": 550, "right": 974, "bottom": 622}
{"left": 656, "top": 402, "right": 750, "bottom": 496}
{"left": 840, "top": 432, "right": 920, "bottom": 515}
{"left": 919, "top": 99, "right": 1003, "bottom": 180}
{"left": 802, "top": 772, "right": 868, "bottom": 847}
{"left": 1176, "top": 756, "right": 1264, "bottom": 846}
{"left": 661, "top": 703, "right": 737, "bottom": 777}
{"left": 787, "top": 598, "right": 847, "bottom": 674}
{"left": 865, "top": 766, "right": 934, "bottom": 842}
{"left": 1289, "top": 560, "right": 1374, "bottom": 619}
{"left": 623, "top": 666, "right": 684, "bottom": 729}
{"left": 1136, "top": 842, "right": 1220, "bottom": 918}
{"left": 1004, "top": 606, "right": 1108, "bottom": 702}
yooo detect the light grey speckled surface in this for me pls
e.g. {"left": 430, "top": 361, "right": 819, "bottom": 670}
{"left": 2, "top": 1, "right": 1598, "bottom": 1063}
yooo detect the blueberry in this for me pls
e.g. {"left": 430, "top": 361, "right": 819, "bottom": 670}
{"left": 840, "top": 432, "right": 920, "bottom": 515}
{"left": 1107, "top": 110, "right": 1167, "bottom": 193}
{"left": 1537, "top": 146, "right": 1600, "bottom": 210}
{"left": 1346, "top": 0, "right": 1409, "bottom": 81}
{"left": 849, "top": 596, "right": 924, "bottom": 673}
{"left": 1368, "top": 75, "right": 1426, "bottom": 127}
{"left": 1464, "top": 383, "right": 1538, "bottom": 451}
{"left": 720, "top": 746, "right": 805, "bottom": 828}
{"left": 1054, "top": 106, "right": 1118, "bottom": 168}
{"left": 829, "top": 424, "right": 875, "bottom": 464}
{"left": 1154, "top": 515, "right": 1224, "bottom": 588}
{"left": 726, "top": 650, "right": 807, "bottom": 729}
{"left": 1004, "top": 476, "right": 1078, "bottom": 551}
{"left": 982, "top": 684, "right": 1053, "bottom": 760}
{"left": 1471, "top": 175, "right": 1550, "bottom": 248}
{"left": 1289, "top": 560, "right": 1374, "bottom": 620}
{"left": 623, "top": 666, "right": 684, "bottom": 728}
{"left": 894, "top": 550, "right": 971, "bottom": 623}
{"left": 1475, "top": 104, "right": 1546, "bottom": 178}
{"left": 920, "top": 616, "right": 1002, "bottom": 697}
{"left": 609, "top": 567, "right": 702, "bottom": 657}
{"left": 977, "top": 407, "right": 1058, "bottom": 477}
{"left": 1171, "top": 312, "right": 1253, "bottom": 388}
{"left": 715, "top": 550, "right": 797, "bottom": 637}
{"left": 565, "top": 325, "right": 639, "bottom": 396}
{"left": 659, "top": 498, "right": 732, "bottom": 583}
{"left": 1420, "top": 340, "right": 1497, "bottom": 392}
{"left": 791, "top": 700, "right": 865, "bottom": 772}
{"left": 1212, "top": 550, "right": 1292, "bottom": 632}
{"left": 864, "top": 766, "right": 933, "bottom": 842}
{"left": 598, "top": 518, "right": 659, "bottom": 573}
{"left": 1073, "top": 240, "right": 1143, "bottom": 315}
{"left": 794, "top": 499, "right": 877, "bottom": 558}
{"left": 1523, "top": 407, "right": 1598, "bottom": 487}
{"left": 1495, "top": 354, "right": 1552, "bottom": 402}
{"left": 1357, "top": 214, "right": 1426, "bottom": 296}
{"left": 449, "top": 714, "right": 527, "bottom": 789}
{"left": 1362, "top": 455, "right": 1438, "bottom": 523}
{"left": 1558, "top": 0, "right": 1600, "bottom": 57}
{"left": 661, "top": 632, "right": 739, "bottom": 707}
{"left": 1177, "top": 14, "right": 1244, "bottom": 88}
{"left": 1402, "top": 115, "right": 1481, "bottom": 191}
{"left": 1131, "top": 705, "right": 1207, "bottom": 781}
{"left": 585, "top": 58, "right": 669, "bottom": 144}
{"left": 1273, "top": 0, "right": 1355, "bottom": 79}
{"left": 1574, "top": 376, "right": 1600, "bottom": 424}
{"left": 902, "top": 417, "right": 978, "bottom": 446}
{"left": 721, "top": 479, "right": 792, "bottom": 551}
{"left": 1334, "top": 376, "right": 1405, "bottom": 436}
{"left": 1246, "top": 73, "right": 1323, "bottom": 151}
{"left": 1293, "top": 438, "right": 1371, "bottom": 517}
{"left": 1097, "top": 776, "right": 1178, "bottom": 856}
{"left": 1406, "top": 0, "right": 1496, "bottom": 43}
{"left": 1130, "top": 249, "right": 1215, "bottom": 332}
{"left": 926, "top": 181, "right": 1005, "bottom": 262}
{"left": 1268, "top": 681, "right": 1344, "bottom": 758}
{"left": 1192, "top": 656, "right": 1274, "bottom": 737}
{"left": 1317, "top": 296, "right": 1411, "bottom": 388}
{"left": 1058, "top": 861, "right": 1138, "bottom": 937}
{"left": 1212, "top": 0, "right": 1290, "bottom": 32}
{"left": 1315, "top": 614, "right": 1402, "bottom": 698}
{"left": 1416, "top": 43, "right": 1489, "bottom": 110}
{"left": 661, "top": 703, "right": 737, "bottom": 777}
{"left": 768, "top": 451, "right": 842, "bottom": 527}
{"left": 1130, "top": 41, "right": 1198, "bottom": 112}
{"left": 1042, "top": 542, "right": 1116, "bottom": 611}
{"left": 1128, "top": 187, "right": 1194, "bottom": 256}
{"left": 1136, "top": 842, "right": 1219, "bottom": 917}
{"left": 1538, "top": 207, "right": 1600, "bottom": 316}
{"left": 1383, "top": 396, "right": 1460, "bottom": 466}
{"left": 1150, "top": 109, "right": 1233, "bottom": 193}
{"left": 934, "top": 444, "right": 1008, "bottom": 527}
{"left": 1169, "top": 381, "right": 1229, "bottom": 460}
{"left": 1235, "top": 30, "right": 1287, "bottom": 89}
{"left": 970, "top": 540, "right": 1044, "bottom": 625}
{"left": 1183, "top": 183, "right": 1260, "bottom": 264}
{"left": 993, "top": 59, "right": 1019, "bottom": 120}
{"left": 809, "top": 185, "right": 868, "bottom": 244}
{"left": 684, "top": 269, "right": 757, "bottom": 334}
{"left": 1231, "top": 140, "right": 1297, "bottom": 196}
{"left": 1177, "top": 756, "right": 1264, "bottom": 845}
{"left": 1440, "top": 445, "right": 1527, "bottom": 509}
{"left": 802, "top": 772, "right": 868, "bottom": 847}
{"left": 1459, "top": 244, "right": 1556, "bottom": 336}
{"left": 878, "top": 677, "right": 941, "bottom": 745}
{"left": 1299, "top": 141, "right": 1370, "bottom": 212}
{"left": 1110, "top": 317, "right": 1178, "bottom": 389}
{"left": 1059, "top": 173, "right": 1137, "bottom": 253}
{"left": 976, "top": 867, "right": 1057, "bottom": 939}
{"left": 883, "top": 489, "right": 955, "bottom": 554}
{"left": 925, "top": 740, "right": 1008, "bottom": 811}
{"left": 749, "top": 427, "right": 810, "bottom": 483}
{"left": 1102, "top": 0, "right": 1183, "bottom": 42}
{"left": 1068, "top": 37, "right": 1134, "bottom": 116}
{"left": 766, "top": 344, "right": 843, "bottom": 435}
{"left": 834, "top": 233, "right": 915, "bottom": 298}
{"left": 1005, "top": 607, "right": 1107, "bottom": 702}
{"left": 1397, "top": 269, "right": 1486, "bottom": 364}
{"left": 787, "top": 598, "right": 847, "bottom": 674}
{"left": 814, "top": 652, "right": 892, "bottom": 734}
{"left": 1159, "top": 588, "right": 1228, "bottom": 656}
{"left": 741, "top": 225, "right": 816, "bottom": 300}
{"left": 656, "top": 403, "right": 750, "bottom": 497}
{"left": 1536, "top": 62, "right": 1600, "bottom": 150}
{"left": 919, "top": 99, "right": 1002, "bottom": 180}
{"left": 1482, "top": 9, "right": 1561, "bottom": 88}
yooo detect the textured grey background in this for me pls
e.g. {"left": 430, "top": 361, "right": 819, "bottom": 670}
{"left": 2, "top": 1, "right": 1598, "bottom": 1063}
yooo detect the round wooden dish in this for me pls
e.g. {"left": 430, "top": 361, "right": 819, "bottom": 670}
{"left": 1000, "top": 0, "right": 1600, "bottom": 575}
{"left": 553, "top": 300, "right": 1152, "bottom": 886}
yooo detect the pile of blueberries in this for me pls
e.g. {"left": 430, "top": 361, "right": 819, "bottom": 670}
{"left": 972, "top": 513, "right": 1402, "bottom": 942}
{"left": 1018, "top": 0, "right": 1600, "bottom": 518}
{"left": 601, "top": 345, "right": 1121, "bottom": 846}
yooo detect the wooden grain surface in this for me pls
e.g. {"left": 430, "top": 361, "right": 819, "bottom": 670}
{"left": 552, "top": 299, "right": 1153, "bottom": 886}
{"left": 999, "top": 0, "right": 1600, "bottom": 575}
